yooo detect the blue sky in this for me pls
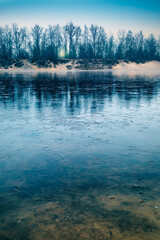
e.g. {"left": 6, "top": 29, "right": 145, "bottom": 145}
{"left": 0, "top": 0, "right": 160, "bottom": 35}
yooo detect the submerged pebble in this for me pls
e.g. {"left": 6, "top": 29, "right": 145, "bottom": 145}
{"left": 139, "top": 200, "right": 145, "bottom": 204}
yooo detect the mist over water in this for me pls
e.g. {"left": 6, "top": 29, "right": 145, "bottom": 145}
{"left": 0, "top": 72, "right": 160, "bottom": 240}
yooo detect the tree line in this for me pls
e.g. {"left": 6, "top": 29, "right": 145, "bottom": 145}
{"left": 0, "top": 22, "right": 160, "bottom": 62}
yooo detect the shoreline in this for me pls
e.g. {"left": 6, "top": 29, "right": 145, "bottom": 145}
{"left": 0, "top": 60, "right": 160, "bottom": 75}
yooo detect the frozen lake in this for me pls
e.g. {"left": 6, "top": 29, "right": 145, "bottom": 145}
{"left": 0, "top": 71, "right": 160, "bottom": 240}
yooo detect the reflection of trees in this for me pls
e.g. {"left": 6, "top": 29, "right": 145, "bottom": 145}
{"left": 0, "top": 72, "right": 159, "bottom": 114}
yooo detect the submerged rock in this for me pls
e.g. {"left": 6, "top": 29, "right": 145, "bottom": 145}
{"left": 133, "top": 184, "right": 140, "bottom": 188}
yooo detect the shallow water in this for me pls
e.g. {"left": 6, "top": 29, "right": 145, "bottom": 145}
{"left": 0, "top": 71, "right": 160, "bottom": 240}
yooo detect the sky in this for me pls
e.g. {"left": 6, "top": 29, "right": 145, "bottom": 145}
{"left": 0, "top": 0, "right": 160, "bottom": 36}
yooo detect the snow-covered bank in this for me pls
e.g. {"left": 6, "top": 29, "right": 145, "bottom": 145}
{"left": 111, "top": 61, "right": 160, "bottom": 76}
{"left": 0, "top": 60, "right": 160, "bottom": 74}
{"left": 113, "top": 61, "right": 160, "bottom": 71}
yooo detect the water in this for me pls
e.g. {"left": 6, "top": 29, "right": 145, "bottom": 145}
{"left": 0, "top": 71, "right": 160, "bottom": 240}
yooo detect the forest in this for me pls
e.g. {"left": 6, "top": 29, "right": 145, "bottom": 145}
{"left": 0, "top": 22, "right": 160, "bottom": 62}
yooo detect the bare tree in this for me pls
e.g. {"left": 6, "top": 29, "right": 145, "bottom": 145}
{"left": 64, "top": 22, "right": 76, "bottom": 58}
{"left": 75, "top": 26, "right": 82, "bottom": 58}
{"left": 47, "top": 25, "right": 56, "bottom": 60}
{"left": 41, "top": 29, "right": 48, "bottom": 59}
{"left": 107, "top": 35, "right": 115, "bottom": 59}
{"left": 90, "top": 24, "right": 99, "bottom": 58}
{"left": 54, "top": 25, "right": 63, "bottom": 58}
{"left": 97, "top": 26, "right": 106, "bottom": 59}
{"left": 3, "top": 25, "right": 13, "bottom": 59}
{"left": 20, "top": 27, "right": 29, "bottom": 58}
{"left": 31, "top": 25, "right": 43, "bottom": 59}
{"left": 115, "top": 30, "right": 126, "bottom": 60}
{"left": 125, "top": 30, "right": 135, "bottom": 60}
